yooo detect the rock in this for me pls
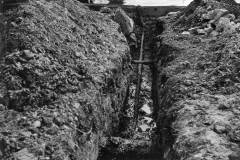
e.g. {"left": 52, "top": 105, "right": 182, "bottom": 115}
{"left": 39, "top": 156, "right": 50, "bottom": 160}
{"left": 235, "top": 23, "right": 240, "bottom": 32}
{"left": 42, "top": 117, "right": 53, "bottom": 127}
{"left": 20, "top": 131, "right": 32, "bottom": 137}
{"left": 75, "top": 51, "right": 82, "bottom": 57}
{"left": 53, "top": 117, "right": 65, "bottom": 126}
{"left": 229, "top": 151, "right": 240, "bottom": 160}
{"left": 140, "top": 104, "right": 152, "bottom": 115}
{"left": 142, "top": 117, "right": 153, "bottom": 124}
{"left": 204, "top": 9, "right": 228, "bottom": 23}
{"left": 204, "top": 27, "right": 213, "bottom": 34}
{"left": 32, "top": 120, "right": 41, "bottom": 128}
{"left": 167, "top": 11, "right": 180, "bottom": 17}
{"left": 182, "top": 31, "right": 191, "bottom": 35}
{"left": 197, "top": 29, "right": 206, "bottom": 35}
{"left": 32, "top": 133, "right": 38, "bottom": 138}
{"left": 14, "top": 148, "right": 37, "bottom": 160}
{"left": 179, "top": 61, "right": 191, "bottom": 69}
{"left": 210, "top": 30, "right": 219, "bottom": 36}
{"left": 22, "top": 50, "right": 35, "bottom": 60}
{"left": 16, "top": 17, "right": 23, "bottom": 25}
{"left": 62, "top": 125, "right": 71, "bottom": 130}
{"left": 73, "top": 102, "right": 80, "bottom": 109}
{"left": 213, "top": 122, "right": 227, "bottom": 134}
{"left": 46, "top": 125, "right": 58, "bottom": 135}
{"left": 0, "top": 104, "right": 6, "bottom": 111}
{"left": 207, "top": 5, "right": 212, "bottom": 11}
{"left": 10, "top": 22, "right": 18, "bottom": 27}
{"left": 224, "top": 14, "right": 235, "bottom": 21}
{"left": 138, "top": 124, "right": 150, "bottom": 132}
{"left": 216, "top": 17, "right": 236, "bottom": 34}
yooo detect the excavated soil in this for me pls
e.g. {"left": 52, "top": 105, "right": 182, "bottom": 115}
{"left": 0, "top": 0, "right": 131, "bottom": 160}
{"left": 154, "top": 1, "right": 240, "bottom": 159}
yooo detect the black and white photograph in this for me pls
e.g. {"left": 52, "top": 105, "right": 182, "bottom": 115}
{"left": 0, "top": 0, "right": 240, "bottom": 159}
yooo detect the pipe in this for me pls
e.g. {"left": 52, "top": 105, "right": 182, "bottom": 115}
{"left": 134, "top": 31, "right": 145, "bottom": 130}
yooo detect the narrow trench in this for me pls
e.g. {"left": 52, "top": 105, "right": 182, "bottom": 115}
{"left": 98, "top": 18, "right": 170, "bottom": 160}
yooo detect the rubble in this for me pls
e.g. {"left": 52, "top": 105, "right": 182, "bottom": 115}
{"left": 175, "top": 0, "right": 240, "bottom": 37}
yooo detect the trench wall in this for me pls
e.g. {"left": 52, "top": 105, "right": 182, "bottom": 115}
{"left": 0, "top": 0, "right": 131, "bottom": 160}
{"left": 154, "top": 25, "right": 240, "bottom": 160}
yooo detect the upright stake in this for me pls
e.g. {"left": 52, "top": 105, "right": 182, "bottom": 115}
{"left": 134, "top": 31, "right": 145, "bottom": 130}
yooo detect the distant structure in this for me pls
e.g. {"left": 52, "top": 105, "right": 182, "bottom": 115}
{"left": 94, "top": 0, "right": 108, "bottom": 4}
{"left": 108, "top": 0, "right": 125, "bottom": 5}
{"left": 79, "top": 0, "right": 93, "bottom": 3}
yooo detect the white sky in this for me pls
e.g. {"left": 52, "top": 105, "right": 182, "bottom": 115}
{"left": 125, "top": 0, "right": 192, "bottom": 6}
{"left": 95, "top": 0, "right": 240, "bottom": 6}
{"left": 125, "top": 0, "right": 240, "bottom": 6}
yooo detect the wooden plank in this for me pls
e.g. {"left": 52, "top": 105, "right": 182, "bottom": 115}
{"left": 132, "top": 60, "right": 156, "bottom": 64}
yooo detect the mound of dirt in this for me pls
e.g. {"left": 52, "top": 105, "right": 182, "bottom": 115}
{"left": 0, "top": 0, "right": 130, "bottom": 160}
{"left": 154, "top": 0, "right": 240, "bottom": 159}
{"left": 174, "top": 0, "right": 240, "bottom": 32}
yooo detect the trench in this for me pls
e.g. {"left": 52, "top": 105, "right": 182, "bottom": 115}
{"left": 0, "top": 1, "right": 181, "bottom": 159}
{"left": 97, "top": 16, "right": 176, "bottom": 160}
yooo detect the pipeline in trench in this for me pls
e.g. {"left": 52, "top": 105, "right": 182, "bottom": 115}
{"left": 97, "top": 18, "right": 173, "bottom": 160}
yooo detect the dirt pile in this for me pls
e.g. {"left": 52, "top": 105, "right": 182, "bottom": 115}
{"left": 154, "top": 0, "right": 240, "bottom": 159}
{"left": 173, "top": 0, "right": 240, "bottom": 36}
{"left": 0, "top": 0, "right": 130, "bottom": 160}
